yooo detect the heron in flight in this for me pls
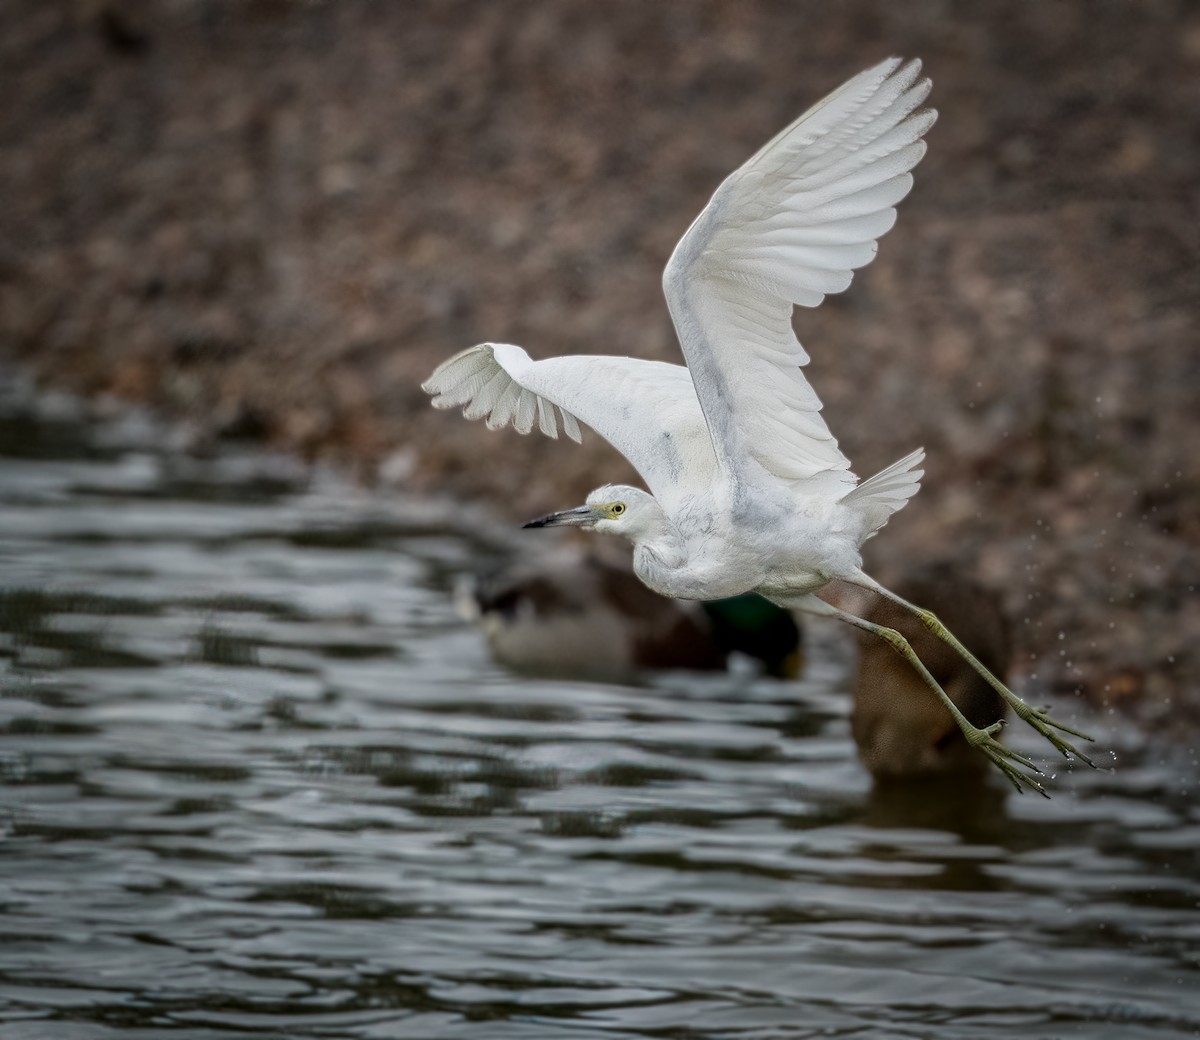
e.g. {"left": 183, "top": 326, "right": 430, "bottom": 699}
{"left": 423, "top": 58, "right": 1093, "bottom": 794}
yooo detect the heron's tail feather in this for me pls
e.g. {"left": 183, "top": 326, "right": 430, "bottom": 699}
{"left": 840, "top": 447, "right": 924, "bottom": 539}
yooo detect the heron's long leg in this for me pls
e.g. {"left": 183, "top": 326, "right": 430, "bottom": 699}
{"left": 789, "top": 595, "right": 1046, "bottom": 796}
{"left": 849, "top": 573, "right": 1095, "bottom": 768}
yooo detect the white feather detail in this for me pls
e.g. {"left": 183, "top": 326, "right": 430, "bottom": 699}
{"left": 841, "top": 447, "right": 926, "bottom": 539}
{"left": 513, "top": 389, "right": 537, "bottom": 435}
{"left": 558, "top": 407, "right": 582, "bottom": 444}
{"left": 535, "top": 396, "right": 557, "bottom": 438}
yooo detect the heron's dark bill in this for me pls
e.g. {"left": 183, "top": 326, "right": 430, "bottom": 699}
{"left": 523, "top": 505, "right": 594, "bottom": 529}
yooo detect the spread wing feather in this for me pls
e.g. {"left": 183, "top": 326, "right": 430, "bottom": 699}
{"left": 662, "top": 57, "right": 935, "bottom": 489}
{"left": 423, "top": 343, "right": 718, "bottom": 513}
{"left": 840, "top": 447, "right": 926, "bottom": 539}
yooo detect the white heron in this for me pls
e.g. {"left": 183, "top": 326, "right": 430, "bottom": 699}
{"left": 422, "top": 58, "right": 1094, "bottom": 794}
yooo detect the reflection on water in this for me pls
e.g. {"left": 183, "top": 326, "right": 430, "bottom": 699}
{"left": 1, "top": 381, "right": 1198, "bottom": 1039}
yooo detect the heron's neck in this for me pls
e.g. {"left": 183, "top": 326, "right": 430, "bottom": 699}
{"left": 629, "top": 516, "right": 687, "bottom": 596}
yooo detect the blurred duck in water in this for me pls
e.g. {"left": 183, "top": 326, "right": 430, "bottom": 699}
{"left": 462, "top": 545, "right": 801, "bottom": 683}
{"left": 835, "top": 562, "right": 1013, "bottom": 780}
{"left": 465, "top": 550, "right": 1010, "bottom": 784}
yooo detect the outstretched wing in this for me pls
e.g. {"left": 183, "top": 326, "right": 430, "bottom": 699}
{"left": 663, "top": 57, "right": 936, "bottom": 491}
{"left": 422, "top": 343, "right": 719, "bottom": 512}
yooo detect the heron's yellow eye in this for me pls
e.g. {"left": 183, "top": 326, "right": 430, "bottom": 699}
{"left": 611, "top": 502, "right": 626, "bottom": 516}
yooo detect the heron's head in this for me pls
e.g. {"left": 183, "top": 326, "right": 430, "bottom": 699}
{"left": 522, "top": 485, "right": 661, "bottom": 542}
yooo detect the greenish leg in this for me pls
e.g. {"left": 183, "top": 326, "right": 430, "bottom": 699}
{"left": 823, "top": 603, "right": 1048, "bottom": 796}
{"left": 868, "top": 583, "right": 1096, "bottom": 769}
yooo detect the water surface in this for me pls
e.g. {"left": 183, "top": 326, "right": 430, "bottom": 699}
{"left": 1, "top": 385, "right": 1197, "bottom": 1039}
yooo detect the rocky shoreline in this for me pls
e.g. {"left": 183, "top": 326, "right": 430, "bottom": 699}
{"left": 3, "top": 1, "right": 1197, "bottom": 723}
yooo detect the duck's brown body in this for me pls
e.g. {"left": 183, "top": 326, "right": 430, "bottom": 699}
{"left": 848, "top": 566, "right": 1012, "bottom": 779}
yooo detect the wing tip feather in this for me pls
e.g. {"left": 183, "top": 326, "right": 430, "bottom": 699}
{"left": 423, "top": 342, "right": 587, "bottom": 446}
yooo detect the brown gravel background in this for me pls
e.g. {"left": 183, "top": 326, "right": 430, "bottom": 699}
{"left": 2, "top": 1, "right": 1198, "bottom": 721}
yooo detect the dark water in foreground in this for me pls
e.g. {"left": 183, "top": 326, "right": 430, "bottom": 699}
{"left": 0, "top": 387, "right": 1197, "bottom": 1040}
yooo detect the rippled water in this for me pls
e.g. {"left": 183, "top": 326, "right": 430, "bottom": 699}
{"left": 1, "top": 386, "right": 1198, "bottom": 1040}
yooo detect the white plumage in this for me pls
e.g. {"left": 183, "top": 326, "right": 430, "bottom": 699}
{"left": 423, "top": 58, "right": 1095, "bottom": 794}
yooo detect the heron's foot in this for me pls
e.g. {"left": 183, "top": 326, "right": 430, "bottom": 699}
{"left": 965, "top": 720, "right": 1049, "bottom": 797}
{"left": 1008, "top": 699, "right": 1096, "bottom": 768}
{"left": 911, "top": 604, "right": 1097, "bottom": 770}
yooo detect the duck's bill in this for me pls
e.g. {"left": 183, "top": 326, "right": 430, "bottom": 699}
{"left": 522, "top": 505, "right": 596, "bottom": 529}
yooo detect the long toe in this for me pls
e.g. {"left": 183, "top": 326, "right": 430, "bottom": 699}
{"left": 1015, "top": 704, "right": 1097, "bottom": 767}
{"left": 964, "top": 725, "right": 1048, "bottom": 796}
{"left": 999, "top": 758, "right": 1048, "bottom": 798}
{"left": 984, "top": 744, "right": 1049, "bottom": 797}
